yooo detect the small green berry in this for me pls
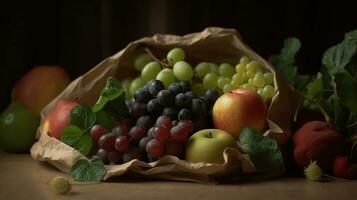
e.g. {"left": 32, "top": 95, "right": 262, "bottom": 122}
{"left": 49, "top": 176, "right": 71, "bottom": 195}
{"left": 304, "top": 161, "right": 322, "bottom": 181}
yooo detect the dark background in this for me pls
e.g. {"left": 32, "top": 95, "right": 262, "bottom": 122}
{"left": 1, "top": 0, "right": 357, "bottom": 112}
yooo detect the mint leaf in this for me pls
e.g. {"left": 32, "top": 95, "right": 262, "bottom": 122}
{"left": 322, "top": 41, "right": 356, "bottom": 73}
{"left": 335, "top": 71, "right": 357, "bottom": 113}
{"left": 239, "top": 128, "right": 284, "bottom": 172}
{"left": 92, "top": 76, "right": 129, "bottom": 119}
{"left": 71, "top": 104, "right": 96, "bottom": 131}
{"left": 60, "top": 125, "right": 93, "bottom": 156}
{"left": 70, "top": 156, "right": 106, "bottom": 182}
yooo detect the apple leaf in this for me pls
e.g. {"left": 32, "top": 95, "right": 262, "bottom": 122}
{"left": 239, "top": 128, "right": 284, "bottom": 172}
{"left": 70, "top": 156, "right": 106, "bottom": 182}
{"left": 92, "top": 76, "right": 129, "bottom": 119}
{"left": 60, "top": 125, "right": 93, "bottom": 156}
{"left": 71, "top": 104, "right": 96, "bottom": 131}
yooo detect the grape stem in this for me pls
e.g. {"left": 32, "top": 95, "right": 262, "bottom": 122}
{"left": 144, "top": 48, "right": 172, "bottom": 68}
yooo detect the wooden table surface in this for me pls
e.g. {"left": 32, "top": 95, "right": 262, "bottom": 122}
{"left": 1, "top": 151, "right": 356, "bottom": 200}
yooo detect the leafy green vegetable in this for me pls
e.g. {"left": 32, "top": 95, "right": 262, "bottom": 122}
{"left": 95, "top": 110, "right": 116, "bottom": 129}
{"left": 71, "top": 104, "right": 96, "bottom": 131}
{"left": 70, "top": 156, "right": 106, "bottom": 182}
{"left": 345, "top": 30, "right": 357, "bottom": 43}
{"left": 269, "top": 37, "right": 311, "bottom": 90}
{"left": 322, "top": 41, "right": 356, "bottom": 73}
{"left": 60, "top": 125, "right": 93, "bottom": 156}
{"left": 239, "top": 128, "right": 284, "bottom": 172}
{"left": 335, "top": 71, "right": 357, "bottom": 113}
{"left": 92, "top": 76, "right": 129, "bottom": 119}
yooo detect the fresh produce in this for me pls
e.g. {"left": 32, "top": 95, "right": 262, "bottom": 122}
{"left": 41, "top": 99, "right": 79, "bottom": 139}
{"left": 49, "top": 176, "right": 71, "bottom": 195}
{"left": 293, "top": 121, "right": 348, "bottom": 170}
{"left": 332, "top": 156, "right": 357, "bottom": 179}
{"left": 185, "top": 129, "right": 237, "bottom": 164}
{"left": 212, "top": 89, "right": 267, "bottom": 139}
{"left": 0, "top": 102, "right": 39, "bottom": 152}
{"left": 11, "top": 66, "right": 71, "bottom": 115}
{"left": 304, "top": 161, "right": 322, "bottom": 181}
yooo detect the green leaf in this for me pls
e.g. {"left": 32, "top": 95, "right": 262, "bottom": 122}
{"left": 95, "top": 110, "right": 116, "bottom": 129}
{"left": 239, "top": 128, "right": 284, "bottom": 172}
{"left": 92, "top": 76, "right": 129, "bottom": 119}
{"left": 70, "top": 156, "right": 106, "bottom": 182}
{"left": 335, "top": 71, "right": 357, "bottom": 113}
{"left": 281, "top": 37, "right": 301, "bottom": 64}
{"left": 307, "top": 73, "right": 323, "bottom": 97}
{"left": 71, "top": 104, "right": 96, "bottom": 130}
{"left": 60, "top": 125, "right": 93, "bottom": 156}
{"left": 322, "top": 41, "right": 356, "bottom": 73}
{"left": 345, "top": 30, "right": 357, "bottom": 43}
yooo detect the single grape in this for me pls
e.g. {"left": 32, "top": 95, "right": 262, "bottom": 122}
{"left": 178, "top": 108, "right": 192, "bottom": 121}
{"left": 108, "top": 151, "right": 122, "bottom": 164}
{"left": 194, "top": 62, "right": 211, "bottom": 78}
{"left": 205, "top": 89, "right": 220, "bottom": 106}
{"left": 223, "top": 84, "right": 234, "bottom": 93}
{"left": 177, "top": 120, "right": 195, "bottom": 133}
{"left": 175, "top": 93, "right": 191, "bottom": 108}
{"left": 185, "top": 91, "right": 196, "bottom": 100}
{"left": 148, "top": 80, "right": 165, "bottom": 96}
{"left": 218, "top": 63, "right": 235, "bottom": 77}
{"left": 134, "top": 87, "right": 152, "bottom": 103}
{"left": 153, "top": 126, "right": 170, "bottom": 142}
{"left": 156, "top": 90, "right": 174, "bottom": 106}
{"left": 235, "top": 63, "right": 246, "bottom": 74}
{"left": 263, "top": 85, "right": 275, "bottom": 99}
{"left": 253, "top": 73, "right": 266, "bottom": 88}
{"left": 123, "top": 147, "right": 142, "bottom": 162}
{"left": 179, "top": 81, "right": 191, "bottom": 92}
{"left": 134, "top": 53, "right": 152, "bottom": 71}
{"left": 141, "top": 61, "right": 161, "bottom": 82}
{"left": 232, "top": 73, "right": 244, "bottom": 85}
{"left": 98, "top": 133, "right": 116, "bottom": 152}
{"left": 96, "top": 148, "right": 109, "bottom": 164}
{"left": 129, "top": 77, "right": 146, "bottom": 95}
{"left": 147, "top": 127, "right": 155, "bottom": 139}
{"left": 130, "top": 102, "right": 148, "bottom": 118}
{"left": 146, "top": 139, "right": 165, "bottom": 158}
{"left": 114, "top": 135, "right": 129, "bottom": 152}
{"left": 217, "top": 77, "right": 231, "bottom": 89}
{"left": 208, "top": 63, "right": 219, "bottom": 74}
{"left": 119, "top": 117, "right": 134, "bottom": 127}
{"left": 173, "top": 61, "right": 193, "bottom": 81}
{"left": 191, "top": 98, "right": 207, "bottom": 116}
{"left": 168, "top": 82, "right": 183, "bottom": 95}
{"left": 192, "top": 83, "right": 206, "bottom": 97}
{"left": 111, "top": 125, "right": 129, "bottom": 136}
{"left": 203, "top": 72, "right": 219, "bottom": 89}
{"left": 264, "top": 72, "right": 274, "bottom": 85}
{"left": 147, "top": 98, "right": 164, "bottom": 115}
{"left": 129, "top": 125, "right": 147, "bottom": 142}
{"left": 155, "top": 116, "right": 172, "bottom": 129}
{"left": 240, "top": 56, "right": 250, "bottom": 65}
{"left": 246, "top": 70, "right": 255, "bottom": 78}
{"left": 162, "top": 107, "right": 178, "bottom": 120}
{"left": 49, "top": 176, "right": 71, "bottom": 195}
{"left": 167, "top": 48, "right": 185, "bottom": 64}
{"left": 170, "top": 126, "right": 189, "bottom": 142}
{"left": 139, "top": 136, "right": 151, "bottom": 151}
{"left": 136, "top": 115, "right": 154, "bottom": 128}
{"left": 90, "top": 124, "right": 108, "bottom": 141}
{"left": 241, "top": 83, "right": 256, "bottom": 91}
{"left": 246, "top": 61, "right": 260, "bottom": 72}
{"left": 156, "top": 68, "right": 175, "bottom": 88}
{"left": 165, "top": 140, "right": 185, "bottom": 158}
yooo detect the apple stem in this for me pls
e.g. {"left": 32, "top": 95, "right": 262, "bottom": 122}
{"left": 208, "top": 132, "right": 213, "bottom": 138}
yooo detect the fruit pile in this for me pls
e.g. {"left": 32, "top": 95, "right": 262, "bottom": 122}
{"left": 91, "top": 79, "right": 220, "bottom": 164}
{"left": 123, "top": 48, "right": 275, "bottom": 102}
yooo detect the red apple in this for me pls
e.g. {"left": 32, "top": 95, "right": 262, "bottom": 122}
{"left": 212, "top": 89, "right": 267, "bottom": 139}
{"left": 40, "top": 99, "right": 78, "bottom": 139}
{"left": 12, "top": 66, "right": 71, "bottom": 115}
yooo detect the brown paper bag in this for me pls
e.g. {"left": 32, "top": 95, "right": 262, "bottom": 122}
{"left": 30, "top": 27, "right": 299, "bottom": 183}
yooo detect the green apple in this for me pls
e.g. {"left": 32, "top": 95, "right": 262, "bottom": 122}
{"left": 185, "top": 129, "right": 237, "bottom": 164}
{"left": 0, "top": 102, "right": 40, "bottom": 153}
